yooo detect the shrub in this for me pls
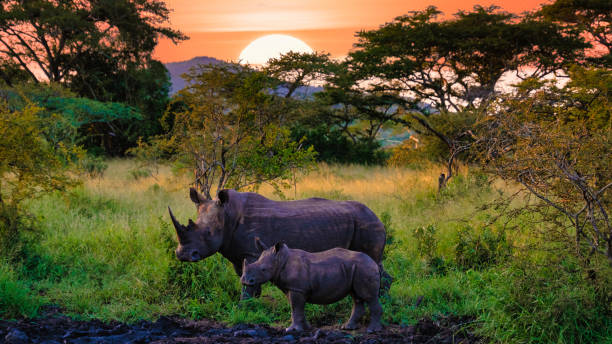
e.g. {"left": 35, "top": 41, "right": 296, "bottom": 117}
{"left": 0, "top": 102, "right": 82, "bottom": 255}
{"left": 0, "top": 263, "right": 40, "bottom": 318}
{"left": 413, "top": 225, "right": 438, "bottom": 260}
{"left": 80, "top": 155, "right": 108, "bottom": 179}
{"left": 291, "top": 123, "right": 389, "bottom": 165}
{"left": 454, "top": 225, "right": 511, "bottom": 270}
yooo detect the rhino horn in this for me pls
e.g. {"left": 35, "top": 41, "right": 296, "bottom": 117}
{"left": 168, "top": 206, "right": 184, "bottom": 234}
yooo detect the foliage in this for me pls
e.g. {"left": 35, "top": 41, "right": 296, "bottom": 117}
{"left": 69, "top": 59, "right": 173, "bottom": 155}
{"left": 351, "top": 5, "right": 585, "bottom": 113}
{"left": 0, "top": 1, "right": 179, "bottom": 155}
{"left": 134, "top": 63, "right": 316, "bottom": 198}
{"left": 0, "top": 0, "right": 185, "bottom": 84}
{"left": 266, "top": 52, "right": 390, "bottom": 165}
{"left": 413, "top": 225, "right": 439, "bottom": 261}
{"left": 265, "top": 51, "right": 331, "bottom": 99}
{"left": 539, "top": 0, "right": 611, "bottom": 66}
{"left": 454, "top": 225, "right": 512, "bottom": 270}
{"left": 3, "top": 83, "right": 143, "bottom": 155}
{"left": 0, "top": 101, "right": 82, "bottom": 254}
{"left": 478, "top": 66, "right": 612, "bottom": 265}
{"left": 302, "top": 5, "right": 586, "bottom": 185}
{"left": 0, "top": 262, "right": 41, "bottom": 318}
{"left": 290, "top": 123, "right": 388, "bottom": 165}
{"left": 80, "top": 155, "right": 108, "bottom": 179}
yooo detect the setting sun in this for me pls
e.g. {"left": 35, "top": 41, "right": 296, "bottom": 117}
{"left": 238, "top": 34, "right": 313, "bottom": 65}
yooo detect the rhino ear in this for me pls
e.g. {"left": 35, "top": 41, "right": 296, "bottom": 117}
{"left": 254, "top": 237, "right": 269, "bottom": 252}
{"left": 190, "top": 187, "right": 206, "bottom": 204}
{"left": 217, "top": 189, "right": 230, "bottom": 205}
{"left": 273, "top": 242, "right": 286, "bottom": 254}
{"left": 187, "top": 219, "right": 196, "bottom": 230}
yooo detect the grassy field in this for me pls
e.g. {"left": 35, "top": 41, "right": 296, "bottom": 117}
{"left": 1, "top": 160, "right": 610, "bottom": 343}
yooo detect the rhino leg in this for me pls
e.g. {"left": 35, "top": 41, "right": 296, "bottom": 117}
{"left": 241, "top": 284, "right": 262, "bottom": 300}
{"left": 342, "top": 297, "right": 366, "bottom": 330}
{"left": 366, "top": 298, "right": 383, "bottom": 333}
{"left": 286, "top": 291, "right": 310, "bottom": 332}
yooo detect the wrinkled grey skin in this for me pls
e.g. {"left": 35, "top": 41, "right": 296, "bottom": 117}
{"left": 169, "top": 188, "right": 390, "bottom": 299}
{"left": 241, "top": 241, "right": 383, "bottom": 333}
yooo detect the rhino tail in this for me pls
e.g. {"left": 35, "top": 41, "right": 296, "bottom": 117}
{"left": 379, "top": 263, "right": 393, "bottom": 296}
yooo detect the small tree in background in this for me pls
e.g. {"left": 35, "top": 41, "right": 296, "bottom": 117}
{"left": 0, "top": 101, "right": 83, "bottom": 255}
{"left": 133, "top": 63, "right": 316, "bottom": 199}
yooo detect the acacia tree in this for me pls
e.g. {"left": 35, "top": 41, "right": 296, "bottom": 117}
{"left": 478, "top": 67, "right": 611, "bottom": 266}
{"left": 265, "top": 51, "right": 331, "bottom": 99}
{"left": 351, "top": 6, "right": 585, "bottom": 113}
{"left": 339, "top": 5, "right": 585, "bottom": 185}
{"left": 539, "top": 0, "right": 611, "bottom": 66}
{"left": 0, "top": 0, "right": 184, "bottom": 84}
{"left": 135, "top": 63, "right": 316, "bottom": 199}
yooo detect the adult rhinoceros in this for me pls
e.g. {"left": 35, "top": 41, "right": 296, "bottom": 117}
{"left": 168, "top": 188, "right": 391, "bottom": 298}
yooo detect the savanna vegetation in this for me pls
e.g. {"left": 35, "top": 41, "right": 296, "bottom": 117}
{"left": 0, "top": 0, "right": 610, "bottom": 343}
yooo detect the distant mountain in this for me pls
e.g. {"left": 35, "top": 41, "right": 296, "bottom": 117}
{"left": 164, "top": 56, "right": 224, "bottom": 94}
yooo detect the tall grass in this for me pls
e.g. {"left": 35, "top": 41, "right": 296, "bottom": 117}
{"left": 2, "top": 160, "right": 610, "bottom": 343}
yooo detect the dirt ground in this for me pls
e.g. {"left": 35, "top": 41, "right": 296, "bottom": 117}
{"left": 0, "top": 306, "right": 480, "bottom": 344}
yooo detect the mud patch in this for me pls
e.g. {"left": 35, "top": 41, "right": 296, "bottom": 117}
{"left": 0, "top": 308, "right": 480, "bottom": 344}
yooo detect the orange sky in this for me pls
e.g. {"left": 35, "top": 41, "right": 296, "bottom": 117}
{"left": 154, "top": 0, "right": 549, "bottom": 63}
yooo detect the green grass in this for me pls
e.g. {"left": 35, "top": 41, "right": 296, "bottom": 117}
{"left": 2, "top": 160, "right": 610, "bottom": 343}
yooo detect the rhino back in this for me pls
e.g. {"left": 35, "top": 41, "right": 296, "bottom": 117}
{"left": 221, "top": 193, "right": 384, "bottom": 263}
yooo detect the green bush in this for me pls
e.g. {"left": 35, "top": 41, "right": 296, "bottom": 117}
{"left": 0, "top": 102, "right": 82, "bottom": 255}
{"left": 291, "top": 124, "right": 389, "bottom": 165}
{"left": 80, "top": 155, "right": 108, "bottom": 179}
{"left": 413, "top": 225, "right": 438, "bottom": 260}
{"left": 0, "top": 262, "right": 40, "bottom": 318}
{"left": 454, "top": 225, "right": 511, "bottom": 270}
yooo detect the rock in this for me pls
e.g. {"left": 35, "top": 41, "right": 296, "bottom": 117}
{"left": 325, "top": 331, "right": 347, "bottom": 341}
{"left": 4, "top": 328, "right": 29, "bottom": 344}
{"left": 205, "top": 328, "right": 232, "bottom": 336}
{"left": 280, "top": 334, "right": 296, "bottom": 341}
{"left": 233, "top": 328, "right": 269, "bottom": 338}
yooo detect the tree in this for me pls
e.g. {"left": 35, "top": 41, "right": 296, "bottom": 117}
{"left": 0, "top": 0, "right": 185, "bottom": 155}
{"left": 351, "top": 6, "right": 585, "bottom": 113}
{"left": 341, "top": 6, "right": 586, "bottom": 185}
{"left": 478, "top": 66, "right": 611, "bottom": 266}
{"left": 539, "top": 0, "right": 611, "bottom": 66}
{"left": 0, "top": 100, "right": 83, "bottom": 253}
{"left": 264, "top": 52, "right": 390, "bottom": 165}
{"left": 265, "top": 51, "right": 331, "bottom": 99}
{"left": 69, "top": 57, "right": 173, "bottom": 155}
{"left": 3, "top": 83, "right": 142, "bottom": 155}
{"left": 0, "top": 0, "right": 184, "bottom": 84}
{"left": 134, "top": 63, "right": 316, "bottom": 199}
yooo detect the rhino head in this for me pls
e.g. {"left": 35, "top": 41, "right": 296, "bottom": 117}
{"left": 168, "top": 188, "right": 229, "bottom": 262}
{"left": 241, "top": 240, "right": 287, "bottom": 286}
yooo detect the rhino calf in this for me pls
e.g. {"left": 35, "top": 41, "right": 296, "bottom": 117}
{"left": 241, "top": 240, "right": 383, "bottom": 333}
